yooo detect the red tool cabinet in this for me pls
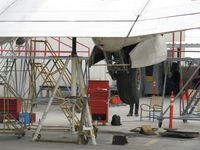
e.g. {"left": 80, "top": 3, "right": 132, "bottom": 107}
{"left": 0, "top": 97, "right": 22, "bottom": 120}
{"left": 88, "top": 80, "right": 109, "bottom": 123}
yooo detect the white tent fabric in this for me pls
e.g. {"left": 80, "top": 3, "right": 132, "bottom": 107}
{"left": 130, "top": 0, "right": 200, "bottom": 37}
{"left": 0, "top": 0, "right": 200, "bottom": 37}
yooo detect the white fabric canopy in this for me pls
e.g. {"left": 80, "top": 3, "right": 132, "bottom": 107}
{"left": 0, "top": 0, "right": 200, "bottom": 37}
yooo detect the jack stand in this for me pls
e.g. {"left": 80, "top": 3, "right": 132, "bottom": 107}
{"left": 78, "top": 97, "right": 97, "bottom": 145}
{"left": 71, "top": 60, "right": 97, "bottom": 145}
{"left": 70, "top": 38, "right": 96, "bottom": 145}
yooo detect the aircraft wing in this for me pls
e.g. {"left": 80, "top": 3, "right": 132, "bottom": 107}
{"left": 130, "top": 0, "right": 200, "bottom": 37}
{"left": 0, "top": 0, "right": 200, "bottom": 37}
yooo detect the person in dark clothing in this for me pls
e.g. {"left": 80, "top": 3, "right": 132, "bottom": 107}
{"left": 115, "top": 68, "right": 141, "bottom": 117}
{"left": 192, "top": 69, "right": 200, "bottom": 89}
{"left": 127, "top": 102, "right": 139, "bottom": 116}
{"left": 166, "top": 62, "right": 180, "bottom": 95}
{"left": 171, "top": 62, "right": 180, "bottom": 94}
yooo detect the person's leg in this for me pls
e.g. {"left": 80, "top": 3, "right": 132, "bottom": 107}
{"left": 134, "top": 97, "right": 139, "bottom": 116}
{"left": 127, "top": 104, "right": 133, "bottom": 116}
{"left": 135, "top": 103, "right": 139, "bottom": 116}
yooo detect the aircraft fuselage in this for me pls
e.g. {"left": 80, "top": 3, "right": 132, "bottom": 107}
{"left": 92, "top": 36, "right": 150, "bottom": 52}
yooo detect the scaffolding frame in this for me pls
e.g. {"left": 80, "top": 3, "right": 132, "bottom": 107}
{"left": 158, "top": 57, "right": 200, "bottom": 127}
{"left": 0, "top": 38, "right": 93, "bottom": 144}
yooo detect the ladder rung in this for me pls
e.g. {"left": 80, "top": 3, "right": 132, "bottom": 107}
{"left": 6, "top": 120, "right": 17, "bottom": 123}
{"left": 41, "top": 71, "right": 49, "bottom": 74}
{"left": 33, "top": 63, "right": 42, "bottom": 67}
{"left": 33, "top": 62, "right": 42, "bottom": 64}
{"left": 46, "top": 80, "right": 53, "bottom": 83}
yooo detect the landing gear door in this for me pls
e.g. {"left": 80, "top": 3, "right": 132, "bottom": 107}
{"left": 129, "top": 35, "right": 167, "bottom": 68}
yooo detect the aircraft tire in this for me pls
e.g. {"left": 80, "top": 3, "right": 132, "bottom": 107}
{"left": 115, "top": 68, "right": 142, "bottom": 105}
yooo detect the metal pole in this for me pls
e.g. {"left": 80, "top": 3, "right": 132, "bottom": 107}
{"left": 72, "top": 38, "right": 77, "bottom": 57}
{"left": 71, "top": 104, "right": 75, "bottom": 133}
{"left": 159, "top": 62, "right": 168, "bottom": 120}
{"left": 76, "top": 58, "right": 86, "bottom": 97}
{"left": 172, "top": 32, "right": 175, "bottom": 58}
{"left": 169, "top": 92, "right": 174, "bottom": 128}
{"left": 157, "top": 63, "right": 168, "bottom": 128}
{"left": 71, "top": 38, "right": 77, "bottom": 97}
{"left": 85, "top": 100, "right": 97, "bottom": 145}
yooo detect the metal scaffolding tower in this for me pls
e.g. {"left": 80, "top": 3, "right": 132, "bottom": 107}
{"left": 0, "top": 37, "right": 92, "bottom": 143}
{"left": 158, "top": 58, "right": 200, "bottom": 127}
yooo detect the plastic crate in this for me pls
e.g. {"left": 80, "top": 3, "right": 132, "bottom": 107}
{"left": 30, "top": 113, "right": 36, "bottom": 123}
{"left": 19, "top": 113, "right": 30, "bottom": 124}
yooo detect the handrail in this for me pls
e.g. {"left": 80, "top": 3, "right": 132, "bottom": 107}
{"left": 0, "top": 37, "right": 91, "bottom": 57}
{"left": 51, "top": 37, "right": 90, "bottom": 56}
{"left": 51, "top": 37, "right": 72, "bottom": 49}
{"left": 66, "top": 37, "right": 90, "bottom": 55}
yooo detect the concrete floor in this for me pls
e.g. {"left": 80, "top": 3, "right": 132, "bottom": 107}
{"left": 0, "top": 97, "right": 200, "bottom": 150}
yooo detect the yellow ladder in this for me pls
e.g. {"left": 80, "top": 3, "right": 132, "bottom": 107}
{"left": 45, "top": 41, "right": 72, "bottom": 86}
{"left": 31, "top": 62, "right": 65, "bottom": 101}
{"left": 30, "top": 39, "right": 83, "bottom": 105}
{"left": 0, "top": 112, "right": 25, "bottom": 138}
{"left": 30, "top": 40, "right": 72, "bottom": 87}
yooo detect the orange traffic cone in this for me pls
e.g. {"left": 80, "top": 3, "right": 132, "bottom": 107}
{"left": 182, "top": 91, "right": 187, "bottom": 101}
{"left": 111, "top": 95, "right": 122, "bottom": 104}
{"left": 169, "top": 91, "right": 174, "bottom": 129}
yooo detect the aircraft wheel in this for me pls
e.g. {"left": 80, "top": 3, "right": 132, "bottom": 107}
{"left": 116, "top": 68, "right": 142, "bottom": 105}
{"left": 80, "top": 135, "right": 89, "bottom": 145}
{"left": 183, "top": 119, "right": 187, "bottom": 123}
{"left": 32, "top": 133, "right": 41, "bottom": 139}
{"left": 17, "top": 135, "right": 22, "bottom": 139}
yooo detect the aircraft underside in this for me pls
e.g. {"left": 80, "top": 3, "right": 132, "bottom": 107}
{"left": 90, "top": 35, "right": 167, "bottom": 105}
{"left": 89, "top": 43, "right": 141, "bottom": 105}
{"left": 0, "top": 35, "right": 167, "bottom": 105}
